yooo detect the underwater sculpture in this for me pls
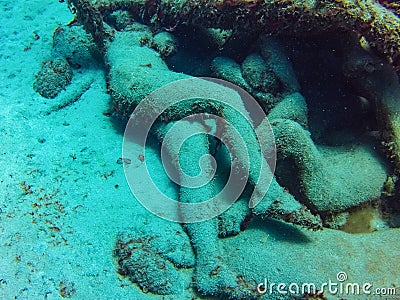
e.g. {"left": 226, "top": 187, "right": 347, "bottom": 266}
{"left": 34, "top": 0, "right": 400, "bottom": 297}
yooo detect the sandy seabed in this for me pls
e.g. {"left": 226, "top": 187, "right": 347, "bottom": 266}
{"left": 0, "top": 1, "right": 399, "bottom": 300}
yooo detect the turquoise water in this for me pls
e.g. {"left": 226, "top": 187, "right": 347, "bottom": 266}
{"left": 1, "top": 0, "right": 399, "bottom": 299}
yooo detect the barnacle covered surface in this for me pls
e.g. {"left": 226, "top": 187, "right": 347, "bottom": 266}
{"left": 33, "top": 57, "right": 73, "bottom": 99}
{"left": 69, "top": 0, "right": 400, "bottom": 71}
